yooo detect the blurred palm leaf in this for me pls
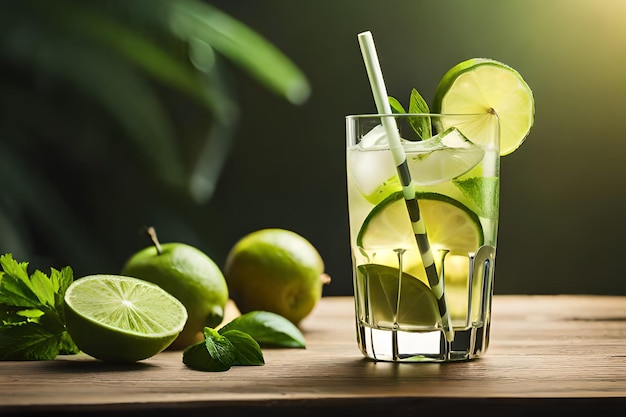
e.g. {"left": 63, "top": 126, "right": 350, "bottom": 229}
{"left": 0, "top": 0, "right": 310, "bottom": 273}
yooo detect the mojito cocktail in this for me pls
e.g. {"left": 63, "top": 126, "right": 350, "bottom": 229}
{"left": 347, "top": 113, "right": 499, "bottom": 361}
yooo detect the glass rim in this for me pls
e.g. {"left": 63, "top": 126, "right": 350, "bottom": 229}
{"left": 345, "top": 112, "right": 489, "bottom": 119}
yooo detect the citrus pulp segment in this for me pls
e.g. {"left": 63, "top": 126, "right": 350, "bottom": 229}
{"left": 63, "top": 275, "right": 188, "bottom": 362}
{"left": 357, "top": 264, "right": 441, "bottom": 328}
{"left": 432, "top": 58, "right": 534, "bottom": 156}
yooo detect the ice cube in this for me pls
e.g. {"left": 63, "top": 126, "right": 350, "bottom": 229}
{"left": 405, "top": 128, "right": 485, "bottom": 186}
{"left": 359, "top": 124, "right": 388, "bottom": 149}
{"left": 348, "top": 144, "right": 396, "bottom": 198}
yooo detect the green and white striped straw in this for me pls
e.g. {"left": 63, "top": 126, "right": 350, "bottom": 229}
{"left": 357, "top": 31, "right": 454, "bottom": 342}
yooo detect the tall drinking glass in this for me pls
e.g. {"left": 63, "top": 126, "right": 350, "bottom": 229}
{"left": 346, "top": 113, "right": 500, "bottom": 362}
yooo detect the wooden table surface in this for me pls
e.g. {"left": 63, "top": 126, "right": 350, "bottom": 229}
{"left": 1, "top": 295, "right": 625, "bottom": 416}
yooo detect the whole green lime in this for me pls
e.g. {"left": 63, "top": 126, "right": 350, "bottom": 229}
{"left": 121, "top": 235, "right": 228, "bottom": 350}
{"left": 224, "top": 228, "right": 330, "bottom": 325}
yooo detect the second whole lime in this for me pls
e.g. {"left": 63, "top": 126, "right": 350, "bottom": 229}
{"left": 224, "top": 228, "right": 330, "bottom": 326}
{"left": 121, "top": 242, "right": 229, "bottom": 350}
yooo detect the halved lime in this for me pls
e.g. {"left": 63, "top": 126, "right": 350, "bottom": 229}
{"left": 357, "top": 192, "right": 484, "bottom": 254}
{"left": 432, "top": 58, "right": 535, "bottom": 156}
{"left": 358, "top": 264, "right": 441, "bottom": 328}
{"left": 64, "top": 275, "right": 188, "bottom": 362}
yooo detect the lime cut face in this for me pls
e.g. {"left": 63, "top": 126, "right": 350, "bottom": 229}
{"left": 64, "top": 275, "right": 188, "bottom": 362}
{"left": 358, "top": 264, "right": 441, "bottom": 329}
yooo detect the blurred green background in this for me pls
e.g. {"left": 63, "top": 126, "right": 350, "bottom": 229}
{"left": 2, "top": 0, "right": 626, "bottom": 296}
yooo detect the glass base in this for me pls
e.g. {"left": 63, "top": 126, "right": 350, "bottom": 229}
{"left": 356, "top": 321, "right": 491, "bottom": 362}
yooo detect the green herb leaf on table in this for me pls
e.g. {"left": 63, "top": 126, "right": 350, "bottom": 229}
{"left": 218, "top": 310, "right": 306, "bottom": 348}
{"left": 183, "top": 328, "right": 235, "bottom": 372}
{"left": 0, "top": 253, "right": 79, "bottom": 360}
{"left": 183, "top": 327, "right": 264, "bottom": 372}
{"left": 221, "top": 330, "right": 264, "bottom": 366}
{"left": 202, "top": 327, "right": 237, "bottom": 368}
{"left": 182, "top": 342, "right": 230, "bottom": 372}
{"left": 183, "top": 311, "right": 305, "bottom": 372}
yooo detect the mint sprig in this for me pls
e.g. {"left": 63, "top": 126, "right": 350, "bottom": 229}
{"left": 0, "top": 253, "right": 79, "bottom": 360}
{"left": 183, "top": 327, "right": 238, "bottom": 372}
{"left": 183, "top": 327, "right": 264, "bottom": 372}
{"left": 182, "top": 310, "right": 305, "bottom": 372}
{"left": 389, "top": 88, "right": 432, "bottom": 140}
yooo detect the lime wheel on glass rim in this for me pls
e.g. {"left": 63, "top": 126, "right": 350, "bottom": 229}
{"left": 432, "top": 58, "right": 535, "bottom": 156}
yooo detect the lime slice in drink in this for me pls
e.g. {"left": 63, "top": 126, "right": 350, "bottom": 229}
{"left": 357, "top": 192, "right": 484, "bottom": 254}
{"left": 64, "top": 275, "right": 188, "bottom": 362}
{"left": 432, "top": 58, "right": 535, "bottom": 156}
{"left": 358, "top": 264, "right": 441, "bottom": 328}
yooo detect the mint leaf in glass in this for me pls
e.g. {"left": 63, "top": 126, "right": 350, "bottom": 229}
{"left": 219, "top": 311, "right": 306, "bottom": 348}
{"left": 408, "top": 88, "right": 432, "bottom": 139}
{"left": 388, "top": 89, "right": 431, "bottom": 140}
{"left": 453, "top": 177, "right": 500, "bottom": 219}
{"left": 388, "top": 96, "right": 406, "bottom": 114}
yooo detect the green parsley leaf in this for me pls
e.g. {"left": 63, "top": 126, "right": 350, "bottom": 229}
{"left": 0, "top": 322, "right": 61, "bottom": 360}
{"left": 0, "top": 253, "right": 79, "bottom": 360}
{"left": 0, "top": 254, "right": 44, "bottom": 309}
{"left": 218, "top": 310, "right": 306, "bottom": 348}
